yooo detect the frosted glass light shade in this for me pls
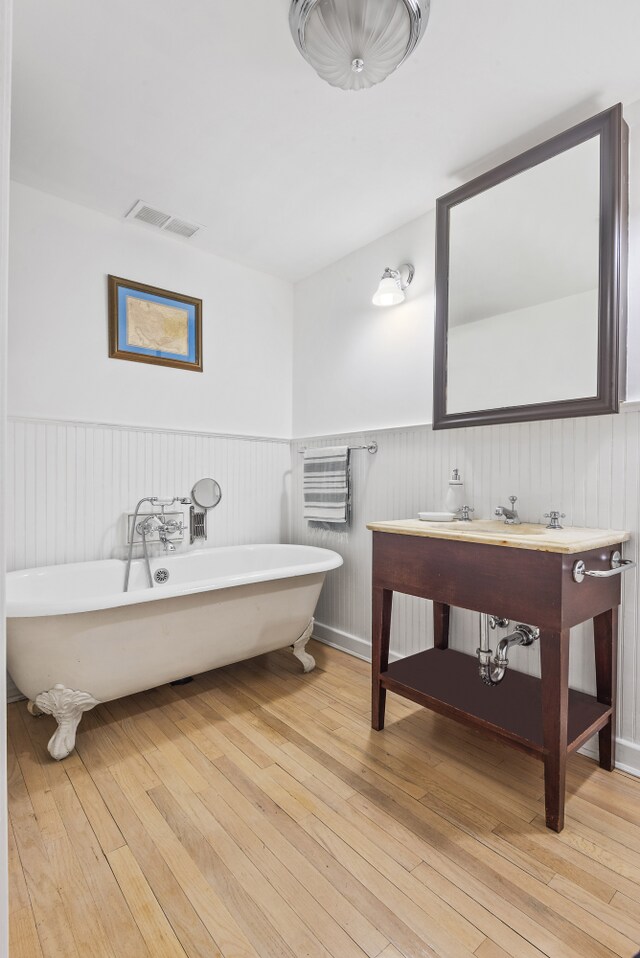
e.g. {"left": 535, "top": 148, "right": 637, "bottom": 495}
{"left": 290, "top": 0, "right": 430, "bottom": 92}
{"left": 373, "top": 276, "right": 404, "bottom": 307}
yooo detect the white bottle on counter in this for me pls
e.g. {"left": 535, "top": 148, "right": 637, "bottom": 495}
{"left": 444, "top": 468, "right": 464, "bottom": 515}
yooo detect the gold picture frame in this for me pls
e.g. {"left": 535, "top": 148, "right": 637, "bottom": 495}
{"left": 108, "top": 275, "right": 203, "bottom": 372}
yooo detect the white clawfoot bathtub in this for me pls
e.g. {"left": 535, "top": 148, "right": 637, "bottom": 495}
{"left": 7, "top": 544, "right": 342, "bottom": 760}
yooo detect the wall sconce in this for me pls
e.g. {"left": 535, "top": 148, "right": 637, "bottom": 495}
{"left": 372, "top": 263, "right": 415, "bottom": 307}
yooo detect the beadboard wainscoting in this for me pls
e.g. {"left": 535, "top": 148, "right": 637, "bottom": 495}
{"left": 291, "top": 410, "right": 640, "bottom": 773}
{"left": 5, "top": 416, "right": 291, "bottom": 702}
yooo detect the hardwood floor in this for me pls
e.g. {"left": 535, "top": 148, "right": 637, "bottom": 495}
{"left": 7, "top": 639, "right": 640, "bottom": 958}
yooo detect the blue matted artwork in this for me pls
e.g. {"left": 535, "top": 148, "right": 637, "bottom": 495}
{"left": 108, "top": 275, "right": 202, "bottom": 372}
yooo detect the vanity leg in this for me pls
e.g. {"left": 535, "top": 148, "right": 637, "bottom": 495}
{"left": 594, "top": 607, "right": 618, "bottom": 771}
{"left": 540, "top": 629, "right": 570, "bottom": 832}
{"left": 433, "top": 602, "right": 450, "bottom": 650}
{"left": 372, "top": 587, "right": 393, "bottom": 731}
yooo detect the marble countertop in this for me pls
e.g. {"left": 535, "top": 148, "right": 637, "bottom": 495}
{"left": 366, "top": 518, "right": 631, "bottom": 555}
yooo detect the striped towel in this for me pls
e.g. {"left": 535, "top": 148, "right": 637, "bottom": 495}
{"left": 303, "top": 446, "right": 350, "bottom": 525}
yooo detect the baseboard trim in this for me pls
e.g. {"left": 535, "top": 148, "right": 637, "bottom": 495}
{"left": 312, "top": 621, "right": 400, "bottom": 663}
{"left": 6, "top": 673, "right": 25, "bottom": 704}
{"left": 313, "top": 622, "right": 640, "bottom": 779}
{"left": 613, "top": 739, "right": 640, "bottom": 777}
{"left": 580, "top": 737, "right": 640, "bottom": 778}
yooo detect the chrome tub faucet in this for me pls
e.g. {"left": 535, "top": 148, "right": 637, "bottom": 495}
{"left": 159, "top": 517, "right": 185, "bottom": 552}
{"left": 124, "top": 495, "right": 191, "bottom": 591}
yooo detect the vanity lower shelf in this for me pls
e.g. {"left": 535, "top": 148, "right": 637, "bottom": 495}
{"left": 381, "top": 648, "right": 612, "bottom": 758}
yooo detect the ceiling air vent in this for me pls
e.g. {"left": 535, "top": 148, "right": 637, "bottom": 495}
{"left": 125, "top": 201, "right": 202, "bottom": 240}
{"left": 130, "top": 203, "right": 171, "bottom": 228}
{"left": 163, "top": 217, "right": 200, "bottom": 239}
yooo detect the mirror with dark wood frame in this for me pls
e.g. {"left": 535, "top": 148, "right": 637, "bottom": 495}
{"left": 433, "top": 104, "right": 628, "bottom": 430}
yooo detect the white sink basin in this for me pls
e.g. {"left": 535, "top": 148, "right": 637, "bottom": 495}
{"left": 459, "top": 520, "right": 546, "bottom": 537}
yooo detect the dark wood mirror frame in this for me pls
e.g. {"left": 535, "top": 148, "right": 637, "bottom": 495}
{"left": 433, "top": 104, "right": 628, "bottom": 430}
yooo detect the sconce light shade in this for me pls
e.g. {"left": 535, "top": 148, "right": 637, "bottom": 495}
{"left": 373, "top": 275, "right": 405, "bottom": 307}
{"left": 372, "top": 263, "right": 415, "bottom": 307}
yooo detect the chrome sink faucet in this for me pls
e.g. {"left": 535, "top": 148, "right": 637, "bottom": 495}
{"left": 495, "top": 496, "right": 521, "bottom": 525}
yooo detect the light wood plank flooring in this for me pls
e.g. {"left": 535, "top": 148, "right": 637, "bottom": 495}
{"left": 8, "top": 640, "right": 640, "bottom": 958}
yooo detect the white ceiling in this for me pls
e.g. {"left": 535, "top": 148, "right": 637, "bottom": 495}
{"left": 10, "top": 0, "right": 640, "bottom": 282}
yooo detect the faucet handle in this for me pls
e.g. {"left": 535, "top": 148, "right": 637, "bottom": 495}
{"left": 457, "top": 505, "right": 474, "bottom": 522}
{"left": 508, "top": 496, "right": 518, "bottom": 508}
{"left": 163, "top": 518, "right": 185, "bottom": 533}
{"left": 544, "top": 510, "right": 566, "bottom": 530}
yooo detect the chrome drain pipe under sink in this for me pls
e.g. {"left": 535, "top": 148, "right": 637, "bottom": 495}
{"left": 477, "top": 614, "right": 540, "bottom": 686}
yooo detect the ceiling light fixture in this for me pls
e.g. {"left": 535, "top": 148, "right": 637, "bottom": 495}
{"left": 372, "top": 264, "right": 415, "bottom": 307}
{"left": 289, "top": 0, "right": 430, "bottom": 92}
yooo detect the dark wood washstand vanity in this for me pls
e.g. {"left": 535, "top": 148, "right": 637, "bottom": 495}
{"left": 368, "top": 519, "right": 632, "bottom": 832}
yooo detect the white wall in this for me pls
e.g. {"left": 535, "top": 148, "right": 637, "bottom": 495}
{"left": 9, "top": 182, "right": 293, "bottom": 438}
{"left": 5, "top": 184, "right": 295, "bottom": 708}
{"left": 0, "top": 0, "right": 11, "bottom": 951}
{"left": 293, "top": 114, "right": 640, "bottom": 437}
{"left": 6, "top": 417, "right": 290, "bottom": 575}
{"left": 292, "top": 211, "right": 436, "bottom": 437}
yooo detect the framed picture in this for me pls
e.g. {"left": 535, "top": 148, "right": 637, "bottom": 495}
{"left": 108, "top": 275, "right": 202, "bottom": 372}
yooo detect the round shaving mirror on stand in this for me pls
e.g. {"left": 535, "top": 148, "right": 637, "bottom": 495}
{"left": 189, "top": 478, "right": 222, "bottom": 544}
{"left": 191, "top": 478, "right": 222, "bottom": 510}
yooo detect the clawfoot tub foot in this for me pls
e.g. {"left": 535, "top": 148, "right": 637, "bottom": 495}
{"left": 27, "top": 700, "right": 44, "bottom": 717}
{"left": 34, "top": 684, "right": 100, "bottom": 760}
{"left": 292, "top": 618, "right": 316, "bottom": 673}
